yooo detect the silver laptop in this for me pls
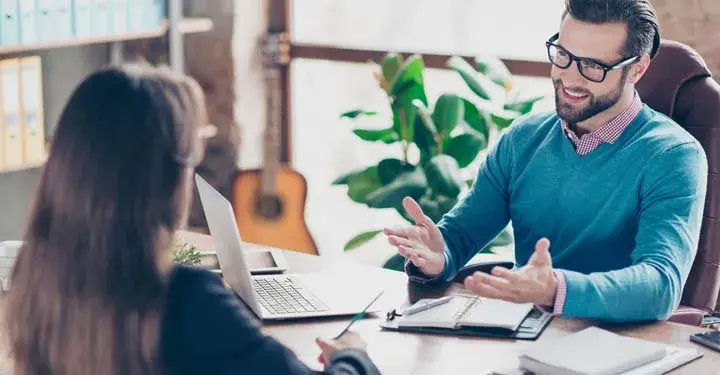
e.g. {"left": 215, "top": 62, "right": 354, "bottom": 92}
{"left": 195, "top": 174, "right": 383, "bottom": 320}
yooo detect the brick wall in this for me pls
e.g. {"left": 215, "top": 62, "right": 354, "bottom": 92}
{"left": 653, "top": 0, "right": 720, "bottom": 79}
{"left": 183, "top": 0, "right": 240, "bottom": 231}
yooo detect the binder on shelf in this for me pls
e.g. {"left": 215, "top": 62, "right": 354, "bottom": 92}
{"left": 0, "top": 59, "right": 24, "bottom": 168}
{"left": 72, "top": 0, "right": 92, "bottom": 37}
{"left": 19, "top": 0, "right": 38, "bottom": 44}
{"left": 109, "top": 0, "right": 127, "bottom": 34}
{"left": 37, "top": 0, "right": 55, "bottom": 42}
{"left": 19, "top": 56, "right": 45, "bottom": 165}
{"left": 0, "top": 0, "right": 20, "bottom": 46}
{"left": 91, "top": 0, "right": 110, "bottom": 36}
{"left": 54, "top": 0, "right": 73, "bottom": 41}
{"left": 127, "top": 0, "right": 144, "bottom": 32}
{"left": 145, "top": 0, "right": 164, "bottom": 30}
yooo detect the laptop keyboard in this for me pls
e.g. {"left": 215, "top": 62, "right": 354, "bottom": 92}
{"left": 252, "top": 277, "right": 329, "bottom": 315}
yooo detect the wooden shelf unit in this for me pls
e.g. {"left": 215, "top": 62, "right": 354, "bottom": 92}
{"left": 0, "top": 18, "right": 212, "bottom": 55}
{"left": 0, "top": 17, "right": 213, "bottom": 176}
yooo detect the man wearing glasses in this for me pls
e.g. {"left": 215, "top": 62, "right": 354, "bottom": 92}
{"left": 385, "top": 0, "right": 708, "bottom": 322}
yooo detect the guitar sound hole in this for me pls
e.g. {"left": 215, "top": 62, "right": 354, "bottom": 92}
{"left": 256, "top": 195, "right": 284, "bottom": 220}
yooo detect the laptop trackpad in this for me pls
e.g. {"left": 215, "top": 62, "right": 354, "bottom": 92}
{"left": 292, "top": 273, "right": 384, "bottom": 314}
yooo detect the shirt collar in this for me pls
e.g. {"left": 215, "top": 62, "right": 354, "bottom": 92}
{"left": 561, "top": 91, "right": 643, "bottom": 144}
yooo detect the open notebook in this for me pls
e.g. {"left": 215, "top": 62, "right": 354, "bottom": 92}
{"left": 393, "top": 294, "right": 534, "bottom": 332}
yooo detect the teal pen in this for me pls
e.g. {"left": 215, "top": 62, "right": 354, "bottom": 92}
{"left": 334, "top": 290, "right": 384, "bottom": 339}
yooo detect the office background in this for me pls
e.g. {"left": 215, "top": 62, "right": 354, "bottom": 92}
{"left": 0, "top": 0, "right": 718, "bottom": 278}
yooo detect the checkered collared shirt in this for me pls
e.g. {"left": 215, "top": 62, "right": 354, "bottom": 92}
{"left": 560, "top": 92, "right": 643, "bottom": 156}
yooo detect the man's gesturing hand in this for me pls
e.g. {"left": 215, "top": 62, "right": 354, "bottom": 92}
{"left": 383, "top": 197, "right": 446, "bottom": 277}
{"left": 464, "top": 238, "right": 558, "bottom": 307}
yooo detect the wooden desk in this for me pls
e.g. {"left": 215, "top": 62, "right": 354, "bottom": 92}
{"left": 177, "top": 231, "right": 720, "bottom": 375}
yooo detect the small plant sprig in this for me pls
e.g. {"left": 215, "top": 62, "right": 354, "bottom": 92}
{"left": 171, "top": 239, "right": 202, "bottom": 266}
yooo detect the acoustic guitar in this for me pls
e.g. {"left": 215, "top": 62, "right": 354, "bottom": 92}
{"left": 232, "top": 31, "right": 318, "bottom": 255}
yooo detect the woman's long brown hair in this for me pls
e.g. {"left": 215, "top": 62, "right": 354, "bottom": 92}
{"left": 5, "top": 64, "right": 207, "bottom": 375}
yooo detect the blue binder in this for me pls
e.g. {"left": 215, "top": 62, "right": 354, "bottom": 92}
{"left": 72, "top": 0, "right": 92, "bottom": 37}
{"left": 54, "top": 0, "right": 72, "bottom": 40}
{"left": 126, "top": 0, "right": 143, "bottom": 32}
{"left": 1, "top": 0, "right": 20, "bottom": 46}
{"left": 36, "top": 0, "right": 54, "bottom": 42}
{"left": 19, "top": 0, "right": 37, "bottom": 44}
{"left": 145, "top": 0, "right": 163, "bottom": 30}
{"left": 109, "top": 0, "right": 127, "bottom": 34}
{"left": 91, "top": 0, "right": 110, "bottom": 36}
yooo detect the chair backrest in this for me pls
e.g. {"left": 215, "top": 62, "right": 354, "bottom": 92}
{"left": 636, "top": 40, "right": 720, "bottom": 312}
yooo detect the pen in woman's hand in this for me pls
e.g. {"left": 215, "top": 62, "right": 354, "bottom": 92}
{"left": 334, "top": 290, "right": 384, "bottom": 339}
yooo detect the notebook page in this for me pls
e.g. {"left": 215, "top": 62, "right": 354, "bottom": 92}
{"left": 458, "top": 297, "right": 534, "bottom": 331}
{"left": 396, "top": 295, "right": 476, "bottom": 329}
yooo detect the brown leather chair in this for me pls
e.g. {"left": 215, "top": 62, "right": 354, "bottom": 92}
{"left": 636, "top": 39, "right": 720, "bottom": 326}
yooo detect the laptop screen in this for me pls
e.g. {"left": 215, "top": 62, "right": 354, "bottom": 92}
{"left": 194, "top": 174, "right": 262, "bottom": 316}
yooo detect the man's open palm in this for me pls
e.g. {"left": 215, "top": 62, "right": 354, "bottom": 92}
{"left": 383, "top": 197, "right": 446, "bottom": 277}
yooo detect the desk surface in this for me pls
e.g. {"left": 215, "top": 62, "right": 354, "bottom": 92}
{"left": 0, "top": 232, "right": 716, "bottom": 374}
{"left": 177, "top": 230, "right": 720, "bottom": 375}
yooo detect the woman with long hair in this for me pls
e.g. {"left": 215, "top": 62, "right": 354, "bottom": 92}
{"left": 4, "top": 64, "right": 380, "bottom": 375}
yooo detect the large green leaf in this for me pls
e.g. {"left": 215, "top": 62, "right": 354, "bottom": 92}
{"left": 416, "top": 191, "right": 457, "bottom": 223}
{"left": 444, "top": 133, "right": 486, "bottom": 168}
{"left": 424, "top": 155, "right": 465, "bottom": 197}
{"left": 412, "top": 99, "right": 438, "bottom": 135}
{"left": 413, "top": 115, "right": 437, "bottom": 160}
{"left": 462, "top": 98, "right": 489, "bottom": 141}
{"left": 475, "top": 54, "right": 512, "bottom": 90}
{"left": 390, "top": 54, "right": 425, "bottom": 99}
{"left": 365, "top": 168, "right": 427, "bottom": 208}
{"left": 344, "top": 230, "right": 383, "bottom": 252}
{"left": 332, "top": 167, "right": 365, "bottom": 185}
{"left": 381, "top": 53, "right": 404, "bottom": 85}
{"left": 383, "top": 253, "right": 406, "bottom": 271}
{"left": 490, "top": 109, "right": 521, "bottom": 130}
{"left": 340, "top": 109, "right": 379, "bottom": 119}
{"left": 346, "top": 167, "right": 382, "bottom": 203}
{"left": 377, "top": 158, "right": 414, "bottom": 185}
{"left": 391, "top": 105, "right": 415, "bottom": 143}
{"left": 352, "top": 128, "right": 399, "bottom": 143}
{"left": 504, "top": 95, "right": 545, "bottom": 114}
{"left": 432, "top": 93, "right": 464, "bottom": 136}
{"left": 447, "top": 56, "right": 497, "bottom": 101}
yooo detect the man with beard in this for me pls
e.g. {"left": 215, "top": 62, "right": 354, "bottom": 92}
{"left": 384, "top": 0, "right": 708, "bottom": 323}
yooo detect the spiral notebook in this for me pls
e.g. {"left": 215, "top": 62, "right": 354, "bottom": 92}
{"left": 393, "top": 294, "right": 534, "bottom": 331}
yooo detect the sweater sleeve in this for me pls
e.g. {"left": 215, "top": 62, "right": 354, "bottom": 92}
{"left": 559, "top": 143, "right": 708, "bottom": 322}
{"left": 166, "top": 268, "right": 382, "bottom": 375}
{"left": 431, "top": 127, "right": 515, "bottom": 282}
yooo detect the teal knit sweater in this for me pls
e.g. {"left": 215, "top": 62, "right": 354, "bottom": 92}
{"left": 437, "top": 105, "right": 708, "bottom": 322}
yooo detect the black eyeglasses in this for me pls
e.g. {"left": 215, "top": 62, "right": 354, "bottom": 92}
{"left": 545, "top": 33, "right": 639, "bottom": 83}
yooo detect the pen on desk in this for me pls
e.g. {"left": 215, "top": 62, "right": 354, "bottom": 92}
{"left": 334, "top": 290, "right": 384, "bottom": 339}
{"left": 403, "top": 295, "right": 453, "bottom": 315}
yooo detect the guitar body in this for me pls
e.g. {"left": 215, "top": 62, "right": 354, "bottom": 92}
{"left": 232, "top": 166, "right": 318, "bottom": 255}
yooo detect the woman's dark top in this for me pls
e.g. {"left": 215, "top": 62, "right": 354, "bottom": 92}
{"left": 159, "top": 265, "right": 381, "bottom": 375}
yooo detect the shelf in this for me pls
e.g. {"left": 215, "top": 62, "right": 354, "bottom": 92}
{"left": 0, "top": 158, "right": 46, "bottom": 175}
{"left": 0, "top": 18, "right": 213, "bottom": 56}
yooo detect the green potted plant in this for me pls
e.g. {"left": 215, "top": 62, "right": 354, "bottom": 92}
{"left": 334, "top": 52, "right": 544, "bottom": 270}
{"left": 171, "top": 239, "right": 202, "bottom": 266}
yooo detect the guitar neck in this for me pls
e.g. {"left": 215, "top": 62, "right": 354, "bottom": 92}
{"left": 261, "top": 68, "right": 282, "bottom": 195}
{"left": 260, "top": 31, "right": 290, "bottom": 196}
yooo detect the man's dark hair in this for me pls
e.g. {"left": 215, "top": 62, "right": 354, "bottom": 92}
{"left": 562, "top": 0, "right": 661, "bottom": 59}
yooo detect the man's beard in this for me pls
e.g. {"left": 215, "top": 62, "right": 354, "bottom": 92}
{"left": 553, "top": 70, "right": 629, "bottom": 125}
